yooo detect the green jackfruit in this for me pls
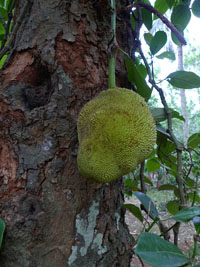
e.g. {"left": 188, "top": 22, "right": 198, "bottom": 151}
{"left": 77, "top": 88, "right": 156, "bottom": 183}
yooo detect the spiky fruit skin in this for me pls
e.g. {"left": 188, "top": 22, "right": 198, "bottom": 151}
{"left": 77, "top": 88, "right": 156, "bottom": 183}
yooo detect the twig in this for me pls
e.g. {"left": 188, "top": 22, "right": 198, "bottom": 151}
{"left": 0, "top": 0, "right": 33, "bottom": 60}
{"left": 126, "top": 2, "right": 186, "bottom": 45}
{"left": 138, "top": 40, "right": 186, "bottom": 209}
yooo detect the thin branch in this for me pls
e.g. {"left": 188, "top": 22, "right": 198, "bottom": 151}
{"left": 138, "top": 41, "right": 186, "bottom": 209}
{"left": 126, "top": 2, "right": 187, "bottom": 46}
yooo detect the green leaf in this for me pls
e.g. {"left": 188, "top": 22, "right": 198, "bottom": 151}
{"left": 0, "top": 54, "right": 6, "bottom": 69}
{"left": 159, "top": 184, "right": 178, "bottom": 192}
{"left": 192, "top": 0, "right": 200, "bottom": 18}
{"left": 156, "top": 125, "right": 171, "bottom": 138}
{"left": 130, "top": 10, "right": 139, "bottom": 31}
{"left": 187, "top": 133, "right": 200, "bottom": 148}
{"left": 144, "top": 176, "right": 153, "bottom": 186}
{"left": 156, "top": 51, "right": 176, "bottom": 61}
{"left": 185, "top": 177, "right": 195, "bottom": 188}
{"left": 166, "top": 0, "right": 175, "bottom": 8}
{"left": 6, "top": 0, "right": 13, "bottom": 11}
{"left": 193, "top": 216, "right": 200, "bottom": 234}
{"left": 0, "top": 7, "right": 8, "bottom": 21}
{"left": 151, "top": 108, "right": 184, "bottom": 123}
{"left": 135, "top": 233, "right": 188, "bottom": 267}
{"left": 144, "top": 32, "right": 153, "bottom": 46}
{"left": 167, "top": 200, "right": 180, "bottom": 215}
{"left": 154, "top": 0, "right": 169, "bottom": 20}
{"left": 0, "top": 218, "right": 5, "bottom": 248}
{"left": 137, "top": 64, "right": 147, "bottom": 79}
{"left": 171, "top": 26, "right": 184, "bottom": 46}
{"left": 134, "top": 191, "right": 159, "bottom": 220}
{"left": 141, "top": 8, "right": 152, "bottom": 30}
{"left": 171, "top": 207, "right": 200, "bottom": 222}
{"left": 125, "top": 57, "right": 152, "bottom": 101}
{"left": 171, "top": 5, "right": 191, "bottom": 31}
{"left": 188, "top": 193, "right": 200, "bottom": 203}
{"left": 146, "top": 158, "right": 161, "bottom": 172}
{"left": 150, "top": 31, "right": 167, "bottom": 55}
{"left": 167, "top": 71, "right": 200, "bottom": 89}
{"left": 122, "top": 203, "right": 143, "bottom": 223}
{"left": 0, "top": 0, "right": 4, "bottom": 8}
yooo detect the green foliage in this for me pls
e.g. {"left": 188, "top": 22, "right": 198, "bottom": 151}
{"left": 134, "top": 191, "right": 159, "bottom": 220}
{"left": 156, "top": 51, "right": 176, "bottom": 61}
{"left": 192, "top": 0, "right": 200, "bottom": 18}
{"left": 122, "top": 203, "right": 143, "bottom": 222}
{"left": 153, "top": 0, "right": 169, "bottom": 19}
{"left": 0, "top": 218, "right": 5, "bottom": 248}
{"left": 141, "top": 8, "right": 152, "bottom": 30}
{"left": 167, "top": 71, "right": 200, "bottom": 89}
{"left": 124, "top": 0, "right": 200, "bottom": 265}
{"left": 171, "top": 4, "right": 191, "bottom": 31}
{"left": 135, "top": 233, "right": 189, "bottom": 267}
{"left": 171, "top": 207, "right": 200, "bottom": 222}
{"left": 150, "top": 31, "right": 167, "bottom": 55}
{"left": 187, "top": 133, "right": 200, "bottom": 148}
{"left": 125, "top": 57, "right": 152, "bottom": 101}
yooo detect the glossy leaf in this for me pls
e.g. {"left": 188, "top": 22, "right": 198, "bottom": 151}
{"left": 150, "top": 31, "right": 167, "bottom": 55}
{"left": 122, "top": 203, "right": 143, "bottom": 223}
{"left": 154, "top": 0, "right": 169, "bottom": 20}
{"left": 0, "top": 0, "right": 4, "bottom": 7}
{"left": 167, "top": 71, "right": 200, "bottom": 89}
{"left": 141, "top": 8, "right": 152, "bottom": 30}
{"left": 193, "top": 216, "right": 200, "bottom": 234}
{"left": 151, "top": 108, "right": 184, "bottom": 123}
{"left": 171, "top": 5, "right": 191, "bottom": 31}
{"left": 159, "top": 184, "right": 178, "bottom": 192}
{"left": 192, "top": 0, "right": 200, "bottom": 18}
{"left": 146, "top": 158, "right": 161, "bottom": 172}
{"left": 171, "top": 26, "right": 184, "bottom": 46}
{"left": 144, "top": 32, "right": 153, "bottom": 46}
{"left": 0, "top": 218, "right": 5, "bottom": 248}
{"left": 185, "top": 177, "right": 195, "bottom": 188}
{"left": 166, "top": 0, "right": 175, "bottom": 8}
{"left": 134, "top": 191, "right": 159, "bottom": 220}
{"left": 156, "top": 51, "right": 175, "bottom": 61}
{"left": 188, "top": 193, "right": 200, "bottom": 203}
{"left": 156, "top": 125, "right": 171, "bottom": 138}
{"left": 125, "top": 57, "right": 152, "bottom": 101}
{"left": 0, "top": 7, "right": 8, "bottom": 21}
{"left": 167, "top": 200, "right": 180, "bottom": 215}
{"left": 187, "top": 133, "right": 200, "bottom": 148}
{"left": 6, "top": 0, "right": 13, "bottom": 11}
{"left": 171, "top": 207, "right": 200, "bottom": 222}
{"left": 144, "top": 176, "right": 153, "bottom": 186}
{"left": 135, "top": 233, "right": 188, "bottom": 267}
{"left": 137, "top": 64, "right": 147, "bottom": 79}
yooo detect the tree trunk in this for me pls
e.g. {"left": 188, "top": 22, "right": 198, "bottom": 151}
{"left": 0, "top": 1, "right": 133, "bottom": 266}
{"left": 177, "top": 45, "right": 189, "bottom": 144}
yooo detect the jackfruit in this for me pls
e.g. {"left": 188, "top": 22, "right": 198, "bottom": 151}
{"left": 77, "top": 88, "right": 156, "bottom": 183}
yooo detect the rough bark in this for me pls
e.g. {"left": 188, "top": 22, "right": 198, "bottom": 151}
{"left": 0, "top": 1, "right": 134, "bottom": 266}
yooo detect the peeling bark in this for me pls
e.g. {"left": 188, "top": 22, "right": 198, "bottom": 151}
{"left": 0, "top": 1, "right": 134, "bottom": 266}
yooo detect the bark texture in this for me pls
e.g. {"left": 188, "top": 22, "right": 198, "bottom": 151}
{"left": 0, "top": 1, "right": 134, "bottom": 266}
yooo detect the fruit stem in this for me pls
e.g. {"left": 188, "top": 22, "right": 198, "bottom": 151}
{"left": 108, "top": 0, "right": 116, "bottom": 88}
